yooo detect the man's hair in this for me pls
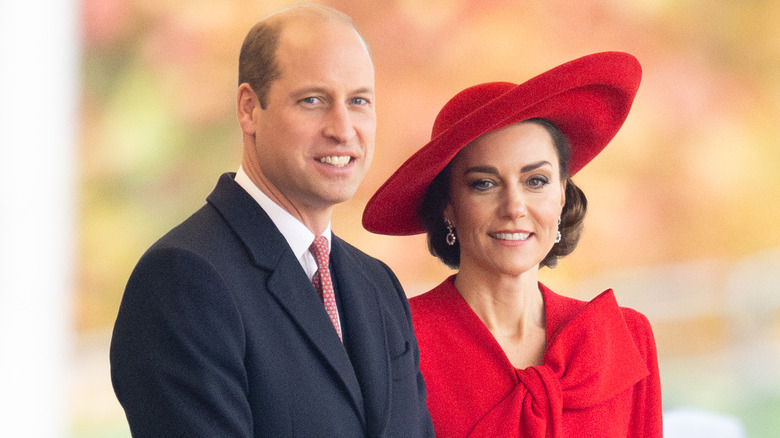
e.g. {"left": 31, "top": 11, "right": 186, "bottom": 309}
{"left": 237, "top": 4, "right": 363, "bottom": 109}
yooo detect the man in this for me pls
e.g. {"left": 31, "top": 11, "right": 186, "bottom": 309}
{"left": 110, "top": 5, "right": 433, "bottom": 437}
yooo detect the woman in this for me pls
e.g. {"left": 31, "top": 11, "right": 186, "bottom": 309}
{"left": 363, "top": 52, "right": 662, "bottom": 437}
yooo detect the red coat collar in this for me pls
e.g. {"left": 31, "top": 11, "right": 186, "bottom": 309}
{"left": 411, "top": 276, "right": 650, "bottom": 437}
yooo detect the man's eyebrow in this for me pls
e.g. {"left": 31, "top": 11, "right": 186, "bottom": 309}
{"left": 291, "top": 86, "right": 328, "bottom": 97}
{"left": 351, "top": 86, "right": 374, "bottom": 96}
{"left": 291, "top": 86, "right": 374, "bottom": 97}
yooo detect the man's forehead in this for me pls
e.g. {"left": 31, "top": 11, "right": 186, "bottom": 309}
{"left": 278, "top": 19, "right": 365, "bottom": 52}
{"left": 273, "top": 28, "right": 373, "bottom": 81}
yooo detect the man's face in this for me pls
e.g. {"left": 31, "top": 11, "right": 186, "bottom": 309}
{"left": 251, "top": 19, "right": 376, "bottom": 214}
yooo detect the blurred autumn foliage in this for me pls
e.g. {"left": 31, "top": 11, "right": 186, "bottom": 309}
{"left": 78, "top": 0, "right": 780, "bottom": 436}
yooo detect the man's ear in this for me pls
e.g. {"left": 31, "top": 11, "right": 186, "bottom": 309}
{"left": 237, "top": 83, "right": 260, "bottom": 136}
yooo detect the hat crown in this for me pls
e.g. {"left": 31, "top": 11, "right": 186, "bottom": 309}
{"left": 363, "top": 51, "right": 642, "bottom": 236}
{"left": 432, "top": 82, "right": 516, "bottom": 140}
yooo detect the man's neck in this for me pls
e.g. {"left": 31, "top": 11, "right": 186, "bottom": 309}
{"left": 239, "top": 160, "right": 333, "bottom": 236}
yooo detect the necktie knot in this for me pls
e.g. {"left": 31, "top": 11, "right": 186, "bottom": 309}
{"left": 309, "top": 235, "right": 341, "bottom": 341}
{"left": 309, "top": 235, "right": 330, "bottom": 272}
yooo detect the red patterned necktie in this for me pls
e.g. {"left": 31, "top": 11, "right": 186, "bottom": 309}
{"left": 309, "top": 236, "right": 342, "bottom": 341}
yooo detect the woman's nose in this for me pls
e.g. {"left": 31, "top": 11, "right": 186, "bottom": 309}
{"left": 502, "top": 186, "right": 528, "bottom": 218}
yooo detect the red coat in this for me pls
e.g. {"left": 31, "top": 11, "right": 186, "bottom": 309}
{"left": 410, "top": 276, "right": 662, "bottom": 438}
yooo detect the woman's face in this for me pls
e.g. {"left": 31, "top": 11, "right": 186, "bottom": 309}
{"left": 444, "top": 121, "right": 566, "bottom": 278}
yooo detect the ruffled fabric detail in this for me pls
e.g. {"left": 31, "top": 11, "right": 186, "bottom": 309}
{"left": 466, "top": 289, "right": 649, "bottom": 438}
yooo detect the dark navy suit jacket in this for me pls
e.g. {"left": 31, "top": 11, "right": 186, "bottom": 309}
{"left": 110, "top": 173, "right": 433, "bottom": 437}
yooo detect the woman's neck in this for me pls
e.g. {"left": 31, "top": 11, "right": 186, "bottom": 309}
{"left": 454, "top": 264, "right": 547, "bottom": 368}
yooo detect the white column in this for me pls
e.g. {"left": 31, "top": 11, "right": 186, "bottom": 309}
{"left": 0, "top": 0, "right": 79, "bottom": 436}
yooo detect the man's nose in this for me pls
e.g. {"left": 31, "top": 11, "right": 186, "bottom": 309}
{"left": 323, "top": 103, "right": 356, "bottom": 143}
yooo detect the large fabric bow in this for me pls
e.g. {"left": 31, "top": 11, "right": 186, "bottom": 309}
{"left": 467, "top": 291, "right": 649, "bottom": 438}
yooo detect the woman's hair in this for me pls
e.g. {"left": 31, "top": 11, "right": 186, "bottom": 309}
{"left": 418, "top": 118, "right": 587, "bottom": 269}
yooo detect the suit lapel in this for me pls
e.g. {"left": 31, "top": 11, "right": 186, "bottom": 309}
{"left": 264, "top": 260, "right": 366, "bottom": 417}
{"left": 331, "top": 237, "right": 391, "bottom": 437}
{"left": 206, "top": 174, "right": 366, "bottom": 425}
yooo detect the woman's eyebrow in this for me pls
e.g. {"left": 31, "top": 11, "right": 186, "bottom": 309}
{"left": 464, "top": 165, "right": 498, "bottom": 175}
{"left": 520, "top": 160, "right": 552, "bottom": 173}
{"left": 464, "top": 161, "right": 552, "bottom": 175}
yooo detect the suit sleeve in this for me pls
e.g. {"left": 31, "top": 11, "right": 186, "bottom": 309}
{"left": 110, "top": 247, "right": 253, "bottom": 437}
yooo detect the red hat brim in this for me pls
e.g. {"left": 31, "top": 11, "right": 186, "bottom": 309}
{"left": 362, "top": 51, "right": 641, "bottom": 236}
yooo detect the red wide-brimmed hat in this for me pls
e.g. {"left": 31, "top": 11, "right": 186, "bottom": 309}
{"left": 362, "top": 51, "right": 641, "bottom": 236}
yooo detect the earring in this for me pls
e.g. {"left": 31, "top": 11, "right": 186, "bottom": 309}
{"left": 555, "top": 217, "right": 562, "bottom": 244}
{"left": 445, "top": 219, "right": 457, "bottom": 246}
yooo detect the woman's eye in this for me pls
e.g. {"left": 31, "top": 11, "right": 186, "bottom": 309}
{"left": 470, "top": 180, "right": 495, "bottom": 191}
{"left": 527, "top": 176, "right": 549, "bottom": 189}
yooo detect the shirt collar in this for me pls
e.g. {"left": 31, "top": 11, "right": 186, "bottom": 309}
{"left": 235, "top": 167, "right": 331, "bottom": 279}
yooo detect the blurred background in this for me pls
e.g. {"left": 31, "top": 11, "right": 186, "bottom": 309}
{"left": 2, "top": 0, "right": 779, "bottom": 436}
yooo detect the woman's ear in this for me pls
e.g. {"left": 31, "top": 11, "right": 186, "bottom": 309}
{"left": 237, "top": 83, "right": 260, "bottom": 136}
{"left": 443, "top": 203, "right": 454, "bottom": 226}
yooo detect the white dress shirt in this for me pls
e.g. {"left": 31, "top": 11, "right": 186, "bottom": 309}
{"left": 234, "top": 167, "right": 341, "bottom": 330}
